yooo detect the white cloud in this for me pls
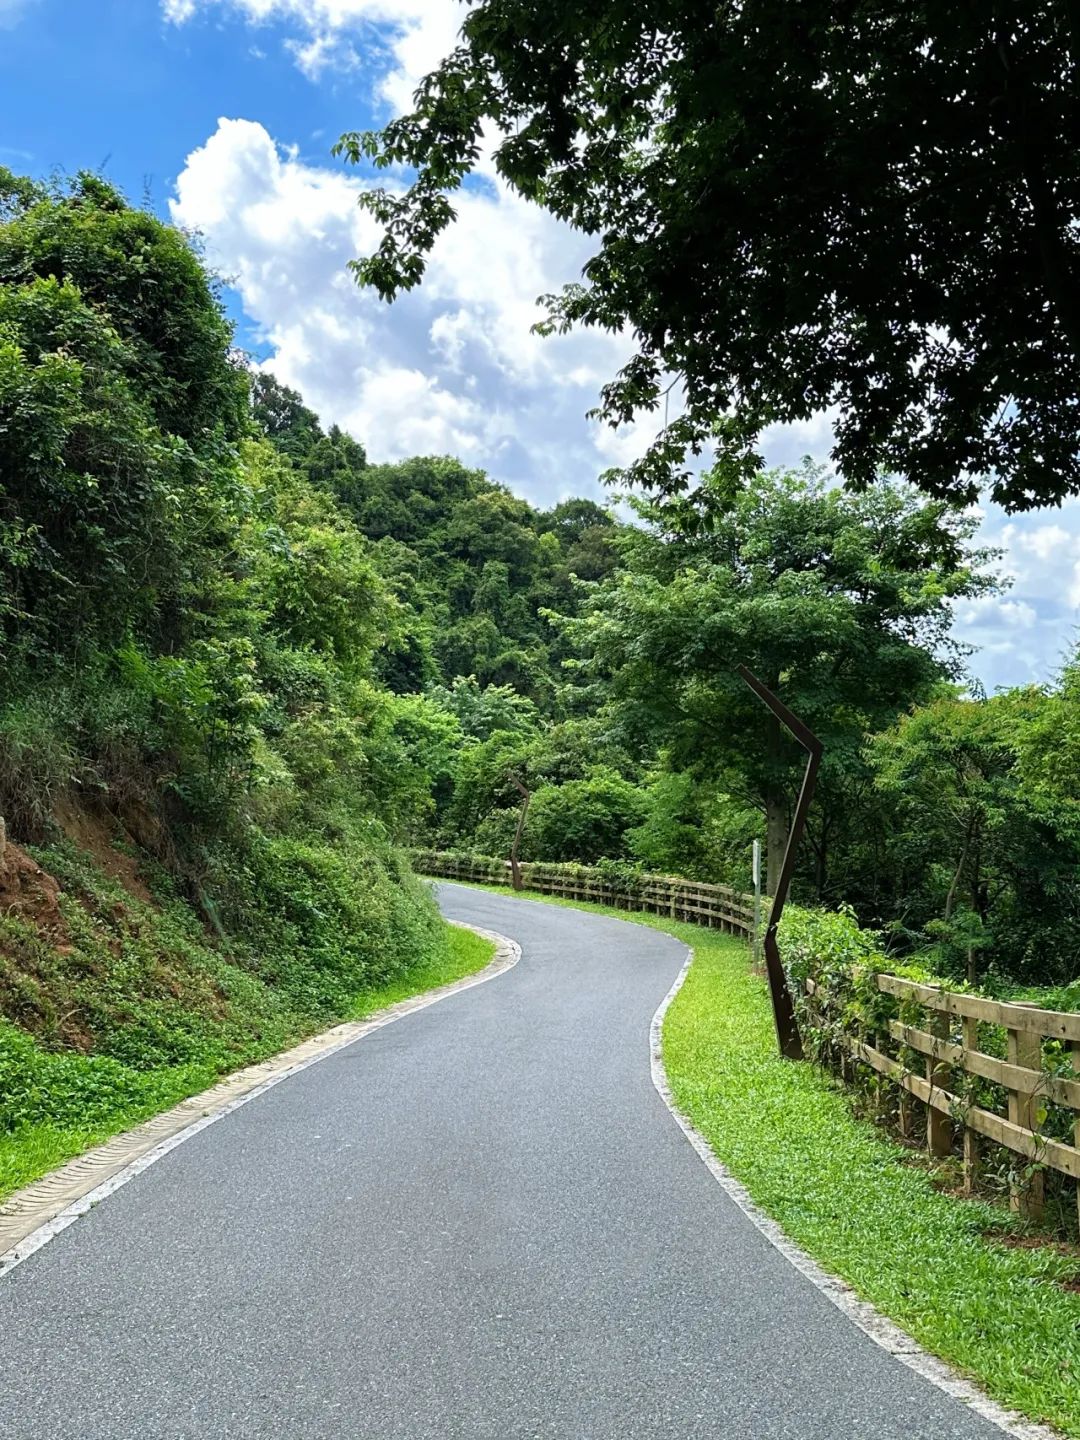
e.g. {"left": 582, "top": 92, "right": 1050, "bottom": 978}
{"left": 761, "top": 409, "right": 839, "bottom": 471}
{"left": 755, "top": 422, "right": 1080, "bottom": 693}
{"left": 285, "top": 30, "right": 360, "bottom": 77}
{"left": 171, "top": 117, "right": 637, "bottom": 504}
{"left": 957, "top": 596, "right": 1037, "bottom": 632}
{"left": 163, "top": 0, "right": 463, "bottom": 106}
{"left": 919, "top": 504, "right": 1080, "bottom": 690}
{"left": 1018, "top": 523, "right": 1071, "bottom": 562}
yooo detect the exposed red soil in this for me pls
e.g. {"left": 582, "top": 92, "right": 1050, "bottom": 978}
{"left": 0, "top": 839, "right": 70, "bottom": 951}
{"left": 53, "top": 800, "right": 156, "bottom": 906}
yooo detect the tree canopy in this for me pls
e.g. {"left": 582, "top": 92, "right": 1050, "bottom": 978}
{"left": 338, "top": 3, "right": 1080, "bottom": 512}
{"left": 563, "top": 465, "right": 996, "bottom": 893}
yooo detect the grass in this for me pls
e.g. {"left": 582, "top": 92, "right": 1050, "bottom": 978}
{"left": 0, "top": 921, "right": 495, "bottom": 1204}
{"left": 347, "top": 922, "right": 495, "bottom": 1019}
{"left": 442, "top": 879, "right": 1080, "bottom": 1435}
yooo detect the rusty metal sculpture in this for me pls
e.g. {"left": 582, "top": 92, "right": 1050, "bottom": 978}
{"left": 737, "top": 666, "right": 822, "bottom": 1061}
{"left": 508, "top": 774, "right": 530, "bottom": 891}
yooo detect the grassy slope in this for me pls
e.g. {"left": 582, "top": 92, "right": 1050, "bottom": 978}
{"left": 449, "top": 882, "right": 1080, "bottom": 1436}
{"left": 0, "top": 871, "right": 495, "bottom": 1205}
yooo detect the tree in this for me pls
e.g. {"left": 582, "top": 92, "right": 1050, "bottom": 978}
{"left": 251, "top": 372, "right": 322, "bottom": 461}
{"left": 564, "top": 465, "right": 996, "bottom": 895}
{"left": 871, "top": 689, "right": 1080, "bottom": 984}
{"left": 247, "top": 443, "right": 386, "bottom": 674}
{"left": 1, "top": 172, "right": 245, "bottom": 449}
{"left": 426, "top": 675, "right": 540, "bottom": 742}
{"left": 0, "top": 183, "right": 246, "bottom": 665}
{"left": 339, "top": 3, "right": 1080, "bottom": 511}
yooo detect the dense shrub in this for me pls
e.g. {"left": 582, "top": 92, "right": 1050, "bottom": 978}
{"left": 522, "top": 776, "right": 647, "bottom": 864}
{"left": 232, "top": 837, "right": 447, "bottom": 1017}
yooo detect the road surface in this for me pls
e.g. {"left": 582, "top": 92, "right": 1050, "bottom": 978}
{"left": 0, "top": 884, "right": 1008, "bottom": 1439}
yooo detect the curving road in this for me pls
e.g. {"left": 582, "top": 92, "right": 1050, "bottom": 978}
{"left": 0, "top": 884, "right": 1007, "bottom": 1439}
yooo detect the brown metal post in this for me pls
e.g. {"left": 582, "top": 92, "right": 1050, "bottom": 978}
{"left": 508, "top": 774, "right": 530, "bottom": 892}
{"left": 738, "top": 666, "right": 822, "bottom": 1061}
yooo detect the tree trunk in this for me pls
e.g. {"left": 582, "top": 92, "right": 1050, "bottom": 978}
{"left": 765, "top": 793, "right": 787, "bottom": 899}
{"left": 509, "top": 775, "right": 530, "bottom": 892}
{"left": 944, "top": 814, "right": 974, "bottom": 920}
{"left": 814, "top": 815, "right": 828, "bottom": 900}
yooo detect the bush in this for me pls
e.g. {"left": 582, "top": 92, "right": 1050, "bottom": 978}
{"left": 0, "top": 691, "right": 80, "bottom": 841}
{"left": 0, "top": 1019, "right": 209, "bottom": 1133}
{"left": 472, "top": 806, "right": 520, "bottom": 858}
{"left": 223, "top": 836, "right": 448, "bottom": 1018}
{"left": 523, "top": 775, "right": 647, "bottom": 864}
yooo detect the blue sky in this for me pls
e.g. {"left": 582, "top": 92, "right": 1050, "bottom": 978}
{"left": 2, "top": 0, "right": 1079, "bottom": 691}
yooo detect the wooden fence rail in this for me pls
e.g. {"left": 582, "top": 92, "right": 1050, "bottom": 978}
{"left": 806, "top": 971, "right": 1080, "bottom": 1221}
{"left": 409, "top": 850, "right": 757, "bottom": 936}
{"left": 418, "top": 848, "right": 1080, "bottom": 1220}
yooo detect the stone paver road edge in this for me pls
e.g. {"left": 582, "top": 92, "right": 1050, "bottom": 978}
{"left": 0, "top": 923, "right": 519, "bottom": 1280}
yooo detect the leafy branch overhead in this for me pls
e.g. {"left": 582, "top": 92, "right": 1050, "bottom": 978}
{"left": 337, "top": 3, "right": 1080, "bottom": 511}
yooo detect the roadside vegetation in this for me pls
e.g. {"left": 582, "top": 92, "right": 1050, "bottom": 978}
{"left": 0, "top": 168, "right": 537, "bottom": 1196}
{"left": 0, "top": 844, "right": 493, "bottom": 1202}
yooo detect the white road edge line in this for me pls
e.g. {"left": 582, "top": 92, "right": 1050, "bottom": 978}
{"left": 650, "top": 946, "right": 1062, "bottom": 1440}
{"left": 0, "top": 924, "right": 520, "bottom": 1282}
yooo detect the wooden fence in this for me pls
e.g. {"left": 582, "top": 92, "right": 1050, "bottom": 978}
{"left": 410, "top": 850, "right": 757, "bottom": 936}
{"left": 418, "top": 850, "right": 1080, "bottom": 1220}
{"left": 806, "top": 971, "right": 1080, "bottom": 1221}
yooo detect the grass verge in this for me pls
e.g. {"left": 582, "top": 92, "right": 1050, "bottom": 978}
{"left": 439, "top": 880, "right": 1080, "bottom": 1436}
{"left": 0, "top": 921, "right": 495, "bottom": 1205}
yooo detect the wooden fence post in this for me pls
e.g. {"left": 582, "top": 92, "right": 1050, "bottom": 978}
{"left": 962, "top": 1015, "right": 980, "bottom": 1195}
{"left": 926, "top": 1004, "right": 953, "bottom": 1159}
{"left": 1008, "top": 1010, "right": 1045, "bottom": 1220}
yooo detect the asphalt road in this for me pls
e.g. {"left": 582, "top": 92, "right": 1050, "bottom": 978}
{"left": 0, "top": 883, "right": 1008, "bottom": 1439}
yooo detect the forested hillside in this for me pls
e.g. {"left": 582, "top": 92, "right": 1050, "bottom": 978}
{"left": 1, "top": 158, "right": 1078, "bottom": 1178}
{"left": 0, "top": 169, "right": 481, "bottom": 1186}
{"left": 255, "top": 362, "right": 1080, "bottom": 991}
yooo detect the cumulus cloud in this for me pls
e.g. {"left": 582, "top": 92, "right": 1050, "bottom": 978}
{"left": 163, "top": 0, "right": 462, "bottom": 106}
{"left": 756, "top": 410, "right": 1080, "bottom": 691}
{"left": 935, "top": 505, "right": 1080, "bottom": 690}
{"left": 171, "top": 117, "right": 634, "bottom": 504}
{"left": 760, "top": 409, "right": 840, "bottom": 472}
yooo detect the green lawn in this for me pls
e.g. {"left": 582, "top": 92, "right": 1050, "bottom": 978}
{"left": 0, "top": 922, "right": 495, "bottom": 1205}
{"left": 443, "top": 881, "right": 1080, "bottom": 1436}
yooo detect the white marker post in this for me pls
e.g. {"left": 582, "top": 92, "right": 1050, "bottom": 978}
{"left": 752, "top": 838, "right": 762, "bottom": 964}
